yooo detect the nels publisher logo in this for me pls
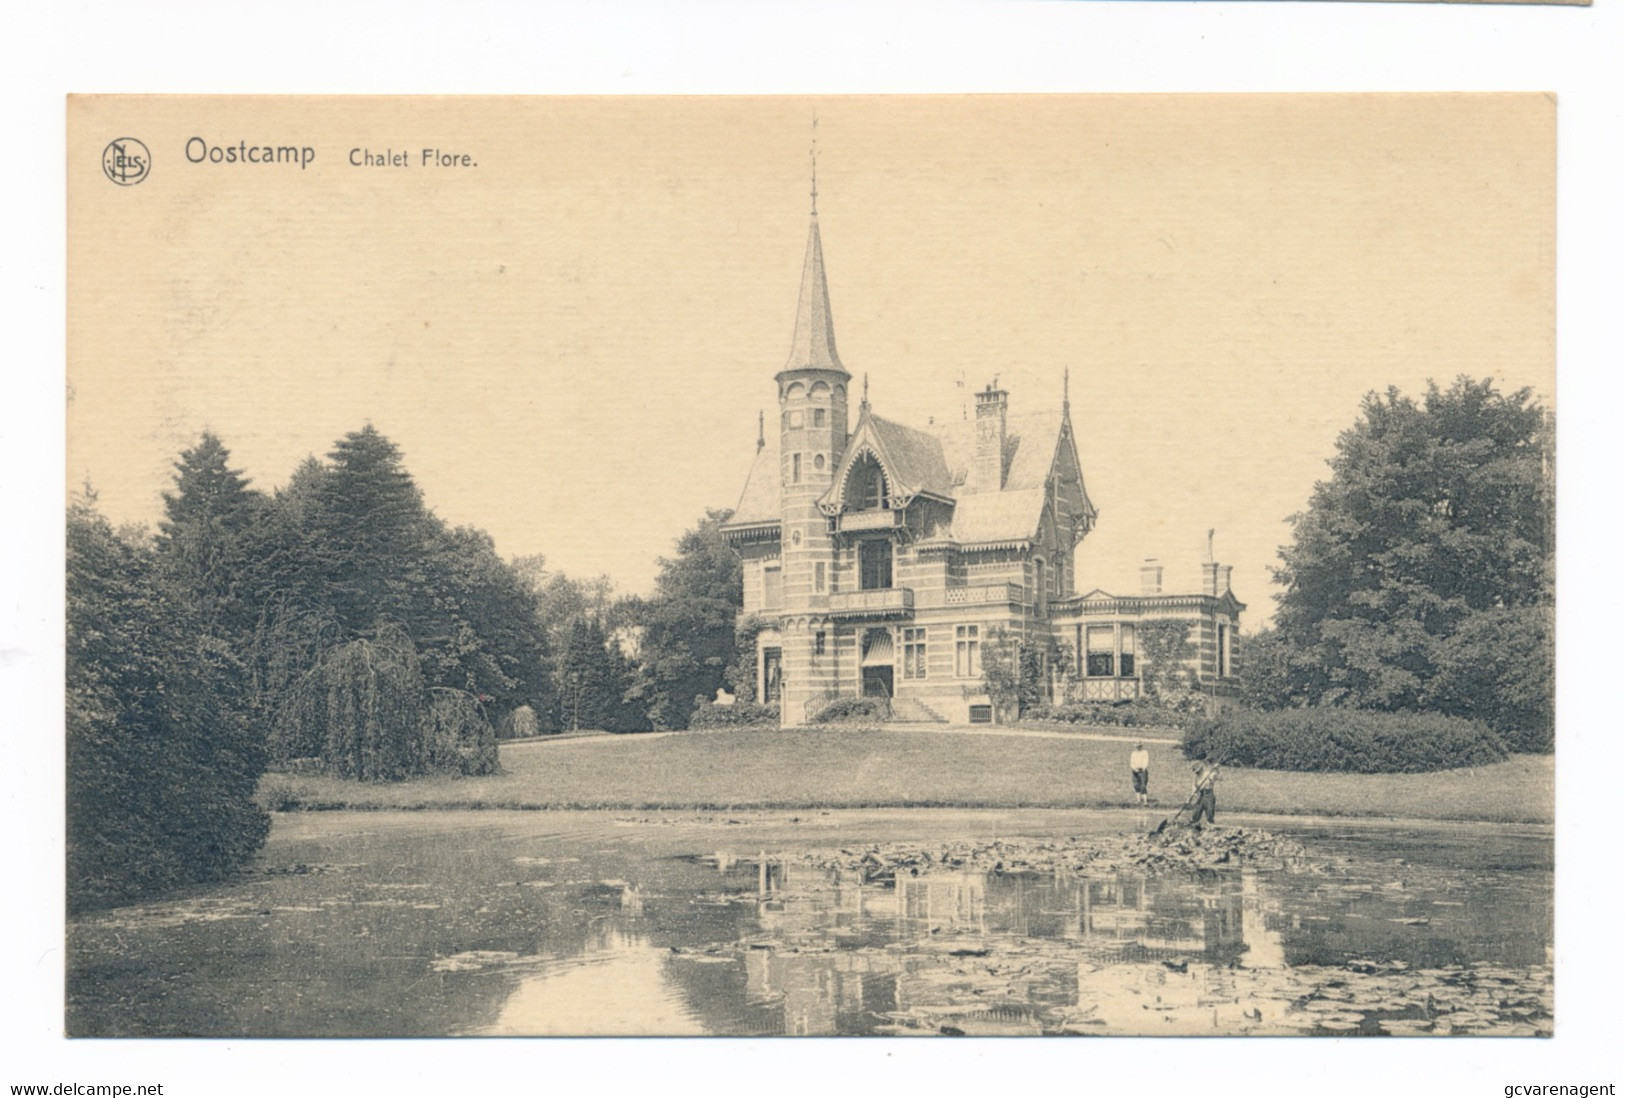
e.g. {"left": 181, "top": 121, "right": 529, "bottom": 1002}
{"left": 102, "top": 137, "right": 150, "bottom": 186}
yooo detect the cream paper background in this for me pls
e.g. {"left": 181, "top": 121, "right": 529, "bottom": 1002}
{"left": 9, "top": 1, "right": 1622, "bottom": 1096}
{"left": 67, "top": 94, "right": 1552, "bottom": 613}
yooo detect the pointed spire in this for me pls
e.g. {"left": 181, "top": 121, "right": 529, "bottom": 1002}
{"left": 1063, "top": 368, "right": 1070, "bottom": 413}
{"left": 810, "top": 113, "right": 819, "bottom": 216}
{"left": 757, "top": 410, "right": 766, "bottom": 451}
{"left": 861, "top": 372, "right": 869, "bottom": 410}
{"left": 782, "top": 193, "right": 847, "bottom": 376}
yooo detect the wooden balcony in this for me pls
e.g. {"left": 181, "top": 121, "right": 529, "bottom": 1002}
{"left": 837, "top": 509, "right": 902, "bottom": 533}
{"left": 827, "top": 587, "right": 914, "bottom": 620}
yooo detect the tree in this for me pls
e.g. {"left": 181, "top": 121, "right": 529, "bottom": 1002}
{"left": 629, "top": 509, "right": 743, "bottom": 729}
{"left": 306, "top": 425, "right": 435, "bottom": 637}
{"left": 555, "top": 617, "right": 643, "bottom": 732}
{"left": 1271, "top": 377, "right": 1553, "bottom": 744}
{"left": 67, "top": 493, "right": 269, "bottom": 911}
{"left": 154, "top": 432, "right": 264, "bottom": 643}
{"left": 979, "top": 627, "right": 1022, "bottom": 723}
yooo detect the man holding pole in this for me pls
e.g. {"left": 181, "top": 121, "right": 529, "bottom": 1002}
{"left": 1190, "top": 760, "right": 1219, "bottom": 826}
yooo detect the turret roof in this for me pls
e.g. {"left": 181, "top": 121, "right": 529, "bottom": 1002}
{"left": 781, "top": 214, "right": 847, "bottom": 376}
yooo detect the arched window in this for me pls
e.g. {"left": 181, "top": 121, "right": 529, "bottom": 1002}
{"left": 845, "top": 453, "right": 888, "bottom": 511}
{"left": 810, "top": 380, "right": 831, "bottom": 399}
{"left": 785, "top": 381, "right": 806, "bottom": 401}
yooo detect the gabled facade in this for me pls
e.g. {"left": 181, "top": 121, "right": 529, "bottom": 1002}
{"left": 722, "top": 197, "right": 1243, "bottom": 726}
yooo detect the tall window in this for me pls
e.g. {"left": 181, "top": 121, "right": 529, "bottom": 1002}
{"left": 814, "top": 561, "right": 826, "bottom": 593}
{"left": 903, "top": 628, "right": 927, "bottom": 680}
{"left": 955, "top": 625, "right": 981, "bottom": 678}
{"left": 859, "top": 539, "right": 892, "bottom": 591}
{"left": 815, "top": 630, "right": 826, "bottom": 657}
{"left": 791, "top": 453, "right": 802, "bottom": 484}
{"left": 1120, "top": 624, "right": 1137, "bottom": 677}
{"left": 763, "top": 565, "right": 783, "bottom": 609}
{"left": 1217, "top": 624, "right": 1230, "bottom": 677}
{"left": 813, "top": 407, "right": 826, "bottom": 428}
{"left": 1086, "top": 625, "right": 1115, "bottom": 677}
{"left": 849, "top": 454, "right": 887, "bottom": 511}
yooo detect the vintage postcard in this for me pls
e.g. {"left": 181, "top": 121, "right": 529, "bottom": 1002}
{"left": 66, "top": 94, "right": 1553, "bottom": 1038}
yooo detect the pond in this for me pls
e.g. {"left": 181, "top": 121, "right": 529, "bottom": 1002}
{"left": 66, "top": 809, "right": 1552, "bottom": 1037}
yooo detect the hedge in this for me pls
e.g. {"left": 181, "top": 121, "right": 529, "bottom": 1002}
{"left": 809, "top": 697, "right": 891, "bottom": 725}
{"left": 1182, "top": 707, "right": 1509, "bottom": 774}
{"left": 688, "top": 701, "right": 781, "bottom": 729}
{"left": 1022, "top": 700, "right": 1201, "bottom": 731}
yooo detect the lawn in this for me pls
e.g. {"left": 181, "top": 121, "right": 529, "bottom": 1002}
{"left": 260, "top": 727, "right": 1553, "bottom": 824}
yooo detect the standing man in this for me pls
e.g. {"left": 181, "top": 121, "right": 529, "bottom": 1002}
{"left": 1129, "top": 742, "right": 1151, "bottom": 806}
{"left": 1190, "top": 760, "right": 1218, "bottom": 826}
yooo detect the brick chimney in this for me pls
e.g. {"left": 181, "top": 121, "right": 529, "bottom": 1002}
{"left": 1202, "top": 561, "right": 1233, "bottom": 596}
{"left": 969, "top": 383, "right": 1008, "bottom": 493}
{"left": 1140, "top": 558, "right": 1164, "bottom": 595}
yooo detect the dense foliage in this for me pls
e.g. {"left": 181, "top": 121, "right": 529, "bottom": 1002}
{"left": 1136, "top": 620, "right": 1199, "bottom": 704}
{"left": 1182, "top": 707, "right": 1508, "bottom": 774}
{"left": 979, "top": 627, "right": 1059, "bottom": 722}
{"left": 624, "top": 509, "right": 744, "bottom": 730}
{"left": 809, "top": 697, "right": 891, "bottom": 724}
{"left": 555, "top": 617, "right": 646, "bottom": 733}
{"left": 688, "top": 701, "right": 781, "bottom": 729}
{"left": 67, "top": 495, "right": 269, "bottom": 912}
{"left": 1023, "top": 699, "right": 1203, "bottom": 730}
{"left": 1266, "top": 378, "right": 1554, "bottom": 750}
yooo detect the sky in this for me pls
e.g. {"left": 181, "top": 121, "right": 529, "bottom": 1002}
{"left": 67, "top": 95, "right": 1554, "bottom": 623}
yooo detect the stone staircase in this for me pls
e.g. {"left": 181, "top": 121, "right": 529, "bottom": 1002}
{"left": 885, "top": 697, "right": 949, "bottom": 726}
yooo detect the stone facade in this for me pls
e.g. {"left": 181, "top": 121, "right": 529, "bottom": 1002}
{"left": 722, "top": 204, "right": 1243, "bottom": 726}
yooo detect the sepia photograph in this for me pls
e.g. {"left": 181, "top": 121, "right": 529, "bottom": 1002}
{"left": 63, "top": 93, "right": 1554, "bottom": 1040}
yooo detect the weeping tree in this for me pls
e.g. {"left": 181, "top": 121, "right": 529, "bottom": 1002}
{"left": 274, "top": 623, "right": 500, "bottom": 781}
{"left": 422, "top": 688, "right": 500, "bottom": 775}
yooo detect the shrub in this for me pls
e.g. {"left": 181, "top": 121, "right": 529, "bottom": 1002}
{"left": 1023, "top": 700, "right": 1201, "bottom": 730}
{"left": 497, "top": 704, "right": 542, "bottom": 740}
{"left": 67, "top": 500, "right": 270, "bottom": 912}
{"left": 809, "top": 697, "right": 891, "bottom": 725}
{"left": 689, "top": 701, "right": 781, "bottom": 729}
{"left": 421, "top": 689, "right": 501, "bottom": 776}
{"left": 1182, "top": 707, "right": 1509, "bottom": 774}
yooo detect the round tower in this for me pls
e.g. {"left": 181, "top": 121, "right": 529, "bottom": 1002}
{"left": 774, "top": 196, "right": 849, "bottom": 726}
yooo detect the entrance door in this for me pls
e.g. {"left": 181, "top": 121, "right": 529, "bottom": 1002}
{"left": 762, "top": 647, "right": 782, "bottom": 703}
{"left": 862, "top": 666, "right": 894, "bottom": 698}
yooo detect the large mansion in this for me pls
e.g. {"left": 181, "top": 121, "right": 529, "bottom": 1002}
{"left": 721, "top": 198, "right": 1243, "bottom": 727}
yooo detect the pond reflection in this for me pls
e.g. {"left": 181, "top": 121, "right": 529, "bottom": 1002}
{"left": 483, "top": 839, "right": 1551, "bottom": 1036}
{"left": 66, "top": 812, "right": 1550, "bottom": 1038}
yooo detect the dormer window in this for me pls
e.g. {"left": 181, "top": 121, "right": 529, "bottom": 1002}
{"left": 846, "top": 453, "right": 888, "bottom": 511}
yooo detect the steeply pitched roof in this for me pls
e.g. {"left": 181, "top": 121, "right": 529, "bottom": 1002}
{"left": 930, "top": 411, "right": 1067, "bottom": 492}
{"left": 867, "top": 415, "right": 956, "bottom": 498}
{"left": 948, "top": 488, "right": 1048, "bottom": 545}
{"left": 782, "top": 215, "right": 846, "bottom": 376}
{"left": 728, "top": 438, "right": 781, "bottom": 527}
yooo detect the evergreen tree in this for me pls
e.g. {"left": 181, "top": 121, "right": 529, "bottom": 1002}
{"left": 556, "top": 617, "right": 640, "bottom": 732}
{"left": 154, "top": 432, "right": 263, "bottom": 640}
{"left": 307, "top": 424, "right": 434, "bottom": 637}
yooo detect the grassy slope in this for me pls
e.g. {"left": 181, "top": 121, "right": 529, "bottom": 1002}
{"left": 261, "top": 728, "right": 1554, "bottom": 824}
